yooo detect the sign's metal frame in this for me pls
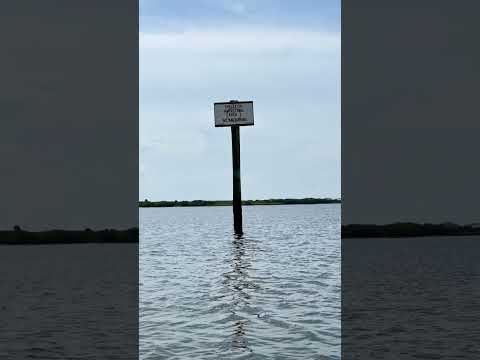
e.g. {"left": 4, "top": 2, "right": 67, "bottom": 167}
{"left": 214, "top": 100, "right": 254, "bottom": 127}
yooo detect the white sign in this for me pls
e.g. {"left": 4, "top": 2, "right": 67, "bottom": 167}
{"left": 214, "top": 101, "right": 254, "bottom": 127}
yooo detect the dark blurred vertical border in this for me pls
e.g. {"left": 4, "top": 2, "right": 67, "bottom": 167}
{"left": 0, "top": 1, "right": 138, "bottom": 359}
{"left": 343, "top": 1, "right": 480, "bottom": 358}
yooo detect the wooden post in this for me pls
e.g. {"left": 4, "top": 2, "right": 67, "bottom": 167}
{"left": 214, "top": 99, "right": 253, "bottom": 234}
{"left": 231, "top": 125, "right": 243, "bottom": 234}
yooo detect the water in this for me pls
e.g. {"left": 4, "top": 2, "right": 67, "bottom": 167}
{"left": 140, "top": 204, "right": 340, "bottom": 359}
{"left": 0, "top": 243, "right": 138, "bottom": 359}
{"left": 343, "top": 236, "right": 480, "bottom": 359}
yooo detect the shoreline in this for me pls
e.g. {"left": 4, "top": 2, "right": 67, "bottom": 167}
{"left": 342, "top": 223, "right": 480, "bottom": 238}
{"left": 0, "top": 228, "right": 138, "bottom": 245}
{"left": 139, "top": 198, "right": 341, "bottom": 208}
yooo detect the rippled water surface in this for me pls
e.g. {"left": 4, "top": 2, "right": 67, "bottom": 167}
{"left": 343, "top": 236, "right": 480, "bottom": 359}
{"left": 0, "top": 243, "right": 138, "bottom": 359}
{"left": 140, "top": 204, "right": 340, "bottom": 359}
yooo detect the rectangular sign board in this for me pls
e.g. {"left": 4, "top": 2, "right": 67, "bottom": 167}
{"left": 214, "top": 101, "right": 254, "bottom": 127}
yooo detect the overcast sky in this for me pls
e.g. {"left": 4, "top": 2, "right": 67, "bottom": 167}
{"left": 342, "top": 2, "right": 480, "bottom": 225}
{"left": 140, "top": 0, "right": 340, "bottom": 201}
{"left": 1, "top": 2, "right": 137, "bottom": 231}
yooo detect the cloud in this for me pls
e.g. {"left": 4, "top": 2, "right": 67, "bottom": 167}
{"left": 140, "top": 28, "right": 340, "bottom": 54}
{"left": 140, "top": 27, "right": 340, "bottom": 200}
{"left": 139, "top": 0, "right": 340, "bottom": 33}
{"left": 221, "top": 0, "right": 248, "bottom": 15}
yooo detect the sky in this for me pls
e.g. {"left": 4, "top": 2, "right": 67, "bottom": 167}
{"left": 1, "top": 1, "right": 138, "bottom": 230}
{"left": 342, "top": 1, "right": 480, "bottom": 225}
{"left": 139, "top": 0, "right": 340, "bottom": 201}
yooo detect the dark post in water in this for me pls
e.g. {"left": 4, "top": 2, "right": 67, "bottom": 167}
{"left": 213, "top": 99, "right": 254, "bottom": 235}
{"left": 231, "top": 125, "right": 242, "bottom": 234}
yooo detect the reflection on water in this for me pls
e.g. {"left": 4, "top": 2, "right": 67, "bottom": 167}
{"left": 224, "top": 233, "right": 255, "bottom": 353}
{"left": 140, "top": 204, "right": 340, "bottom": 359}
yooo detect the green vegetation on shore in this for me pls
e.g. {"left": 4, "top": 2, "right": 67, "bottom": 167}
{"left": 0, "top": 227, "right": 138, "bottom": 245}
{"left": 139, "top": 198, "right": 341, "bottom": 208}
{"left": 342, "top": 223, "right": 480, "bottom": 238}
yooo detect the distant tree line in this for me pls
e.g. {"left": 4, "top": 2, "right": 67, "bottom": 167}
{"left": 139, "top": 198, "right": 341, "bottom": 208}
{"left": 0, "top": 226, "right": 138, "bottom": 244}
{"left": 342, "top": 222, "right": 480, "bottom": 238}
